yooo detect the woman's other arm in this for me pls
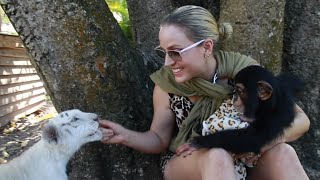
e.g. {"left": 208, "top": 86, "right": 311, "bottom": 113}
{"left": 284, "top": 104, "right": 310, "bottom": 142}
{"left": 260, "top": 104, "right": 310, "bottom": 153}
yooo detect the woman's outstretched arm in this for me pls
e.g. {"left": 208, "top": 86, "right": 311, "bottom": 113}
{"left": 100, "top": 85, "right": 175, "bottom": 154}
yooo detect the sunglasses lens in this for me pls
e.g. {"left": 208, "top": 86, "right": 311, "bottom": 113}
{"left": 155, "top": 49, "right": 166, "bottom": 58}
{"left": 154, "top": 48, "right": 182, "bottom": 61}
{"left": 168, "top": 51, "right": 181, "bottom": 61}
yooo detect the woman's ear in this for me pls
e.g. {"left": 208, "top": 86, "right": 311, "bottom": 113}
{"left": 203, "top": 39, "right": 214, "bottom": 57}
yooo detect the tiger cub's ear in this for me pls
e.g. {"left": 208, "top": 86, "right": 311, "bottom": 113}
{"left": 42, "top": 124, "right": 59, "bottom": 144}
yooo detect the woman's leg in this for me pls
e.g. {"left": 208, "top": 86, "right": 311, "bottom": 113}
{"left": 163, "top": 148, "right": 236, "bottom": 180}
{"left": 247, "top": 143, "right": 309, "bottom": 180}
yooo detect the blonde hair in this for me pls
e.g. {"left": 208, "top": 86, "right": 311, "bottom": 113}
{"left": 161, "top": 5, "right": 232, "bottom": 43}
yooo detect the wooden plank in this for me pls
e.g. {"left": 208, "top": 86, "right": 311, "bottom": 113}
{"left": 0, "top": 101, "right": 46, "bottom": 127}
{"left": 0, "top": 54, "right": 29, "bottom": 59}
{"left": 0, "top": 66, "right": 37, "bottom": 75}
{"left": 0, "top": 55, "right": 30, "bottom": 59}
{"left": 0, "top": 94, "right": 46, "bottom": 117}
{"left": 0, "top": 34, "right": 48, "bottom": 127}
{"left": 0, "top": 34, "right": 24, "bottom": 48}
{"left": 0, "top": 87, "right": 46, "bottom": 106}
{"left": 0, "top": 58, "right": 32, "bottom": 66}
{"left": 0, "top": 48, "right": 28, "bottom": 57}
{"left": 0, "top": 47, "right": 26, "bottom": 51}
{"left": 0, "top": 81, "right": 44, "bottom": 95}
{"left": 0, "top": 74, "right": 41, "bottom": 85}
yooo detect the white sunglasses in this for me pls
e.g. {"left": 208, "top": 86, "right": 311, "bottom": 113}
{"left": 155, "top": 39, "right": 205, "bottom": 61}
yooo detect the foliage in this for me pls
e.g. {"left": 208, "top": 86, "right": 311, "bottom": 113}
{"left": 0, "top": 6, "right": 10, "bottom": 23}
{"left": 105, "top": 0, "right": 132, "bottom": 40}
{"left": 2, "top": 2, "right": 132, "bottom": 38}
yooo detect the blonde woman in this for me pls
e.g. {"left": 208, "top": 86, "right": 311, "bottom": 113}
{"left": 100, "top": 5, "right": 310, "bottom": 180}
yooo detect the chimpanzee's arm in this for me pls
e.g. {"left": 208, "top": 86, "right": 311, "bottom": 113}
{"left": 191, "top": 126, "right": 265, "bottom": 154}
{"left": 192, "top": 113, "right": 295, "bottom": 154}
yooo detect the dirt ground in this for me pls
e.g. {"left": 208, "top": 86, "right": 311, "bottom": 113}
{"left": 0, "top": 101, "right": 57, "bottom": 164}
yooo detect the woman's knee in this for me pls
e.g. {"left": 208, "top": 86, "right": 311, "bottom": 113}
{"left": 200, "top": 148, "right": 233, "bottom": 168}
{"left": 258, "top": 143, "right": 303, "bottom": 172}
{"left": 264, "top": 143, "right": 298, "bottom": 161}
{"left": 163, "top": 149, "right": 234, "bottom": 180}
{"left": 248, "top": 144, "right": 308, "bottom": 180}
{"left": 163, "top": 164, "right": 171, "bottom": 180}
{"left": 163, "top": 149, "right": 232, "bottom": 178}
{"left": 163, "top": 152, "right": 203, "bottom": 180}
{"left": 163, "top": 160, "right": 175, "bottom": 180}
{"left": 198, "top": 148, "right": 236, "bottom": 179}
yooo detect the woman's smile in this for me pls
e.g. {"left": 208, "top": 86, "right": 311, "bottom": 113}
{"left": 172, "top": 67, "right": 184, "bottom": 74}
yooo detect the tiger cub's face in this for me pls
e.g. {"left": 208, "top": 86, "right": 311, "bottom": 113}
{"left": 42, "top": 109, "right": 102, "bottom": 151}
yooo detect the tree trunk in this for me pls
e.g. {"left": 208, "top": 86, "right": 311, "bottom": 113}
{"left": 220, "top": 0, "right": 285, "bottom": 73}
{"left": 283, "top": 0, "right": 320, "bottom": 179}
{"left": 1, "top": 0, "right": 319, "bottom": 179}
{"left": 2, "top": 0, "right": 161, "bottom": 179}
{"left": 0, "top": 11, "right": 2, "bottom": 32}
{"left": 126, "top": 0, "right": 173, "bottom": 51}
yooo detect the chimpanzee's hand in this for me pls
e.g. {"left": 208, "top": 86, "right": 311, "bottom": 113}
{"left": 176, "top": 142, "right": 199, "bottom": 157}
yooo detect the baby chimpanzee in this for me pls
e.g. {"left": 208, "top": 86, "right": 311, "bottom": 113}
{"left": 180, "top": 65, "right": 303, "bottom": 154}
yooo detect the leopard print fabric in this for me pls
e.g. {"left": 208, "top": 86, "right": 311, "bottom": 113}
{"left": 169, "top": 93, "right": 194, "bottom": 129}
{"left": 165, "top": 95, "right": 250, "bottom": 180}
{"left": 202, "top": 98, "right": 250, "bottom": 180}
{"left": 202, "top": 98, "right": 249, "bottom": 135}
{"left": 160, "top": 94, "right": 194, "bottom": 173}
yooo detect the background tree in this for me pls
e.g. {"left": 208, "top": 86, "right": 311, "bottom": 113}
{"left": 282, "top": 0, "right": 320, "bottom": 178}
{"left": 106, "top": 0, "right": 132, "bottom": 39}
{"left": 1, "top": 0, "right": 319, "bottom": 179}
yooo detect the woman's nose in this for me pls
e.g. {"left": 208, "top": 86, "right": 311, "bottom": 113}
{"left": 164, "top": 55, "right": 175, "bottom": 66}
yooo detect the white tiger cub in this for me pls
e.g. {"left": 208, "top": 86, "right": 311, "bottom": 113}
{"left": 0, "top": 109, "right": 102, "bottom": 180}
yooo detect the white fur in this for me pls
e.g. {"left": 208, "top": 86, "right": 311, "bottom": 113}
{"left": 0, "top": 109, "right": 102, "bottom": 180}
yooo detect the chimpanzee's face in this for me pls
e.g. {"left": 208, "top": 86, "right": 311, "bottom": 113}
{"left": 233, "top": 66, "right": 274, "bottom": 122}
{"left": 233, "top": 83, "right": 246, "bottom": 113}
{"left": 232, "top": 80, "right": 273, "bottom": 123}
{"left": 232, "top": 83, "right": 256, "bottom": 123}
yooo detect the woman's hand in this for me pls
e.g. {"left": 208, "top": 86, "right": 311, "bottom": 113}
{"left": 99, "top": 120, "right": 127, "bottom": 144}
{"left": 176, "top": 143, "right": 199, "bottom": 157}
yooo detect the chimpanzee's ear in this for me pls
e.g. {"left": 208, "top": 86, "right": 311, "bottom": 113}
{"left": 257, "top": 81, "right": 273, "bottom": 100}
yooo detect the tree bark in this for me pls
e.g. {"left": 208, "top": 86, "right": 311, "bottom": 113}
{"left": 0, "top": 11, "right": 2, "bottom": 32}
{"left": 126, "top": 0, "right": 173, "bottom": 51}
{"left": 220, "top": 0, "right": 285, "bottom": 73}
{"left": 1, "top": 0, "right": 319, "bottom": 179}
{"left": 2, "top": 0, "right": 161, "bottom": 179}
{"left": 283, "top": 0, "right": 320, "bottom": 179}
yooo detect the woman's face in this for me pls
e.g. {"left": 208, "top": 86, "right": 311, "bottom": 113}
{"left": 158, "top": 25, "right": 208, "bottom": 83}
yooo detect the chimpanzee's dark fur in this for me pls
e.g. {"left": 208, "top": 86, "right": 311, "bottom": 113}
{"left": 192, "top": 65, "right": 303, "bottom": 154}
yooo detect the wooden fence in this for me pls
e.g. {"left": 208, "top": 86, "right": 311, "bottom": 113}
{"left": 0, "top": 34, "right": 46, "bottom": 127}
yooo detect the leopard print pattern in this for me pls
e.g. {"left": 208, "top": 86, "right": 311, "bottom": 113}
{"left": 202, "top": 98, "right": 249, "bottom": 135}
{"left": 160, "top": 94, "right": 194, "bottom": 173}
{"left": 202, "top": 98, "right": 250, "bottom": 180}
{"left": 169, "top": 94, "right": 194, "bottom": 129}
{"left": 164, "top": 95, "right": 251, "bottom": 179}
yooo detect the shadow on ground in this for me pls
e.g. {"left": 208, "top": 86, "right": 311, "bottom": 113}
{"left": 0, "top": 101, "right": 57, "bottom": 164}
